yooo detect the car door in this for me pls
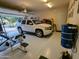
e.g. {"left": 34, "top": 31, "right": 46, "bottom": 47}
{"left": 26, "top": 20, "right": 34, "bottom": 32}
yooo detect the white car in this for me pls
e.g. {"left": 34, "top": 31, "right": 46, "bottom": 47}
{"left": 16, "top": 19, "right": 53, "bottom": 37}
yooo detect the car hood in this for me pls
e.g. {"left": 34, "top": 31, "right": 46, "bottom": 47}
{"left": 36, "top": 23, "right": 51, "bottom": 28}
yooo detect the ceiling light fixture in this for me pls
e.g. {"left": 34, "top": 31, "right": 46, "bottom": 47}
{"left": 23, "top": 9, "right": 27, "bottom": 13}
{"left": 46, "top": 2, "right": 54, "bottom": 8}
{"left": 41, "top": 0, "right": 48, "bottom": 2}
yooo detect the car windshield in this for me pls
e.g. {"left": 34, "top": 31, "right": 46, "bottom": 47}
{"left": 33, "top": 20, "right": 42, "bottom": 24}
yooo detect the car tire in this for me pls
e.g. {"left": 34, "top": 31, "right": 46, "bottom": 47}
{"left": 35, "top": 29, "right": 43, "bottom": 37}
{"left": 18, "top": 27, "right": 23, "bottom": 34}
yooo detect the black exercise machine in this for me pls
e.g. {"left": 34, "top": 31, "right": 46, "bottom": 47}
{"left": 15, "top": 34, "right": 29, "bottom": 53}
{"left": 0, "top": 33, "right": 29, "bottom": 53}
{"left": 0, "top": 16, "right": 29, "bottom": 53}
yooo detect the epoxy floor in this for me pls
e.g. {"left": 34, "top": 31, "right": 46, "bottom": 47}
{"left": 1, "top": 32, "right": 77, "bottom": 59}
{"left": 6, "top": 32, "right": 67, "bottom": 59}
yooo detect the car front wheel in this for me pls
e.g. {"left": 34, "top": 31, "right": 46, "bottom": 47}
{"left": 35, "top": 29, "right": 43, "bottom": 37}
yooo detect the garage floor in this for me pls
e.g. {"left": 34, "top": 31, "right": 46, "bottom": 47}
{"left": 1, "top": 32, "right": 79, "bottom": 59}
{"left": 3, "top": 32, "right": 67, "bottom": 59}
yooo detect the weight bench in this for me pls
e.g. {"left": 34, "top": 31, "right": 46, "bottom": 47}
{"left": 15, "top": 34, "right": 29, "bottom": 53}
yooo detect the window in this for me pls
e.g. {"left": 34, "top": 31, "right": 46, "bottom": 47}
{"left": 18, "top": 19, "right": 21, "bottom": 22}
{"left": 32, "top": 20, "right": 42, "bottom": 24}
{"left": 18, "top": 18, "right": 22, "bottom": 22}
{"left": 0, "top": 16, "right": 17, "bottom": 28}
{"left": 24, "top": 16, "right": 28, "bottom": 19}
{"left": 42, "top": 19, "right": 52, "bottom": 25}
{"left": 27, "top": 20, "right": 33, "bottom": 25}
{"left": 22, "top": 20, "right": 26, "bottom": 24}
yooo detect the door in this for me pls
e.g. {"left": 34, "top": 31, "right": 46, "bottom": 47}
{"left": 26, "top": 20, "right": 34, "bottom": 32}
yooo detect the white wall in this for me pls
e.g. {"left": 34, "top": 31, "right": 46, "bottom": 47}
{"left": 67, "top": 0, "right": 79, "bottom": 25}
{"left": 35, "top": 7, "right": 68, "bottom": 30}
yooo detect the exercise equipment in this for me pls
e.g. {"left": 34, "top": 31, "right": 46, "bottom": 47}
{"left": 0, "top": 16, "right": 9, "bottom": 46}
{"left": 0, "top": 16, "right": 18, "bottom": 52}
{"left": 0, "top": 34, "right": 17, "bottom": 52}
{"left": 0, "top": 23, "right": 28, "bottom": 53}
{"left": 15, "top": 34, "right": 29, "bottom": 53}
{"left": 61, "top": 24, "right": 78, "bottom": 49}
{"left": 0, "top": 33, "right": 28, "bottom": 53}
{"left": 0, "top": 16, "right": 28, "bottom": 53}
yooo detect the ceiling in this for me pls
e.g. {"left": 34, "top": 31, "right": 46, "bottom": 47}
{"left": 0, "top": 0, "right": 69, "bottom": 12}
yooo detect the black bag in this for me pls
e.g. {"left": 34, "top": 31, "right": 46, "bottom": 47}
{"left": 62, "top": 51, "right": 72, "bottom": 59}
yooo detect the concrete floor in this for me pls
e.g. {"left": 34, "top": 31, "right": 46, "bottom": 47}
{"left": 0, "top": 32, "right": 79, "bottom": 59}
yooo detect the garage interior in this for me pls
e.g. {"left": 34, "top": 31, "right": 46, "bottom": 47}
{"left": 0, "top": 0, "right": 79, "bottom": 59}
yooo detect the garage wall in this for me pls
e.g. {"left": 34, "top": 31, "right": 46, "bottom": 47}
{"left": 35, "top": 7, "right": 68, "bottom": 31}
{"left": 67, "top": 0, "right": 79, "bottom": 25}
